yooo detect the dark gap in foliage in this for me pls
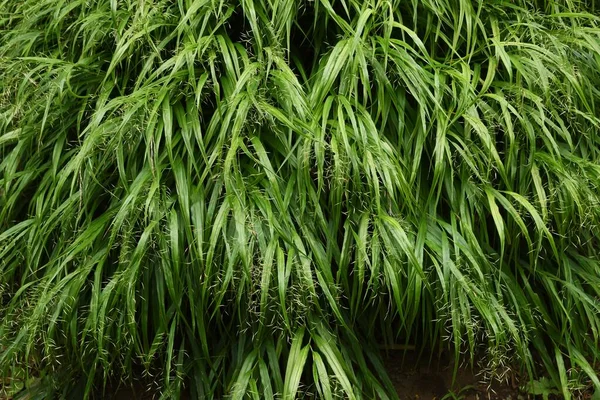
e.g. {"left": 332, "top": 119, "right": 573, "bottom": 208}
{"left": 225, "top": 8, "right": 252, "bottom": 53}
{"left": 289, "top": 3, "right": 340, "bottom": 82}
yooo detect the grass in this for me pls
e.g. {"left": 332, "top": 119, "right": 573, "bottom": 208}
{"left": 1, "top": 0, "right": 600, "bottom": 398}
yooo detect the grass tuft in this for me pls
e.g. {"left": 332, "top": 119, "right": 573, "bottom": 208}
{"left": 2, "top": 0, "right": 600, "bottom": 398}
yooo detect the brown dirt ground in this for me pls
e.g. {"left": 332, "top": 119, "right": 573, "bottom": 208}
{"left": 5, "top": 351, "right": 541, "bottom": 399}
{"left": 382, "top": 350, "right": 523, "bottom": 400}
{"left": 103, "top": 355, "right": 523, "bottom": 400}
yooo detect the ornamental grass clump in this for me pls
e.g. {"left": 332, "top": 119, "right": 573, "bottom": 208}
{"left": 1, "top": 0, "right": 600, "bottom": 398}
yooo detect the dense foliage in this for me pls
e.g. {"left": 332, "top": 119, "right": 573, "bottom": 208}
{"left": 2, "top": 0, "right": 600, "bottom": 398}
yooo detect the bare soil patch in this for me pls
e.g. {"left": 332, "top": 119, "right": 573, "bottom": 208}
{"left": 383, "top": 350, "right": 522, "bottom": 400}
